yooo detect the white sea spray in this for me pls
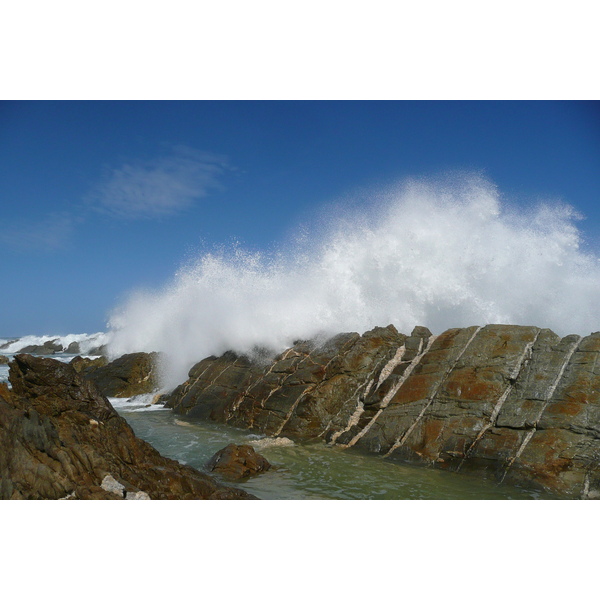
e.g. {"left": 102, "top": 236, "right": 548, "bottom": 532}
{"left": 0, "top": 365, "right": 9, "bottom": 385}
{"left": 105, "top": 174, "right": 600, "bottom": 388}
{"left": 107, "top": 394, "right": 168, "bottom": 412}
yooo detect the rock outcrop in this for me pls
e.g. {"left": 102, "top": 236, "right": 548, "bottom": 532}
{"left": 164, "top": 324, "right": 600, "bottom": 499}
{"left": 0, "top": 354, "right": 255, "bottom": 499}
{"left": 65, "top": 341, "right": 81, "bottom": 354}
{"left": 206, "top": 444, "right": 272, "bottom": 480}
{"left": 165, "top": 325, "right": 410, "bottom": 438}
{"left": 70, "top": 355, "right": 108, "bottom": 374}
{"left": 20, "top": 339, "right": 62, "bottom": 355}
{"left": 81, "top": 352, "right": 159, "bottom": 397}
{"left": 0, "top": 355, "right": 9, "bottom": 365}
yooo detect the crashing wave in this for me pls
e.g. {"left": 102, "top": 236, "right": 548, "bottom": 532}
{"left": 105, "top": 173, "right": 600, "bottom": 388}
{"left": 0, "top": 332, "right": 110, "bottom": 355}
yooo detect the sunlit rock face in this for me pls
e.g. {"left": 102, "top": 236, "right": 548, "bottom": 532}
{"left": 164, "top": 324, "right": 600, "bottom": 499}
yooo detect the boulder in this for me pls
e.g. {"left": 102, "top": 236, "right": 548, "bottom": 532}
{"left": 206, "top": 444, "right": 271, "bottom": 480}
{"left": 43, "top": 339, "right": 63, "bottom": 353}
{"left": 20, "top": 343, "right": 56, "bottom": 355}
{"left": 70, "top": 355, "right": 108, "bottom": 374}
{"left": 163, "top": 324, "right": 600, "bottom": 499}
{"left": 0, "top": 355, "right": 9, "bottom": 365}
{"left": 82, "top": 352, "right": 159, "bottom": 397}
{"left": 65, "top": 342, "right": 81, "bottom": 354}
{"left": 0, "top": 354, "right": 255, "bottom": 500}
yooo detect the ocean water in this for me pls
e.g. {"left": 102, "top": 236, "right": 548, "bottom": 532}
{"left": 111, "top": 396, "right": 552, "bottom": 500}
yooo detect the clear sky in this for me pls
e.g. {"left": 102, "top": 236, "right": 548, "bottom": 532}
{"left": 1, "top": 100, "right": 599, "bottom": 337}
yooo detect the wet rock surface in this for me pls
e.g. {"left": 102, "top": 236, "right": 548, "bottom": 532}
{"left": 206, "top": 444, "right": 272, "bottom": 480}
{"left": 164, "top": 324, "right": 600, "bottom": 499}
{"left": 0, "top": 354, "right": 255, "bottom": 499}
{"left": 81, "top": 352, "right": 160, "bottom": 397}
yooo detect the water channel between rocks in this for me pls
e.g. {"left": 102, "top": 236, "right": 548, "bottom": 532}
{"left": 111, "top": 395, "right": 554, "bottom": 500}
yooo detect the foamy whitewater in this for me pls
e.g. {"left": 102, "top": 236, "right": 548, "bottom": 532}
{"left": 0, "top": 332, "right": 108, "bottom": 355}
{"left": 105, "top": 174, "right": 600, "bottom": 388}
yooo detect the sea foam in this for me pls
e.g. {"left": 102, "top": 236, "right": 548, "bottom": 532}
{"left": 106, "top": 174, "right": 600, "bottom": 388}
{"left": 0, "top": 332, "right": 109, "bottom": 355}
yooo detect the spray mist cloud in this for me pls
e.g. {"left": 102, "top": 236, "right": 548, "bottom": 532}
{"left": 107, "top": 174, "right": 600, "bottom": 388}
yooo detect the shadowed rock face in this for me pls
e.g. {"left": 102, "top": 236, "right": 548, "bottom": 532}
{"left": 0, "top": 354, "right": 255, "bottom": 500}
{"left": 164, "top": 324, "right": 600, "bottom": 499}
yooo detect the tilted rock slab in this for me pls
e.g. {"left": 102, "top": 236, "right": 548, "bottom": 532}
{"left": 164, "top": 324, "right": 600, "bottom": 499}
{"left": 0, "top": 354, "right": 255, "bottom": 499}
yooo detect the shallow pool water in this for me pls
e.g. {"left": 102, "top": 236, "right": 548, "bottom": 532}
{"left": 114, "top": 397, "right": 553, "bottom": 500}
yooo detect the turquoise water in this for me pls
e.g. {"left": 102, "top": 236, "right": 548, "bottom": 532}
{"left": 114, "top": 398, "right": 552, "bottom": 500}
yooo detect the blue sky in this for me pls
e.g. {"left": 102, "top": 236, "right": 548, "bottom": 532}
{"left": 1, "top": 100, "right": 599, "bottom": 337}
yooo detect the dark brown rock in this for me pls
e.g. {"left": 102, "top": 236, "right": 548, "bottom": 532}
{"left": 0, "top": 355, "right": 9, "bottom": 365}
{"left": 82, "top": 352, "right": 159, "bottom": 397}
{"left": 206, "top": 444, "right": 271, "bottom": 480}
{"left": 0, "top": 355, "right": 255, "bottom": 499}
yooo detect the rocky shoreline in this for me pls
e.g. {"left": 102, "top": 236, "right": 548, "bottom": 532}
{"left": 0, "top": 354, "right": 254, "bottom": 499}
{"left": 2, "top": 322, "right": 600, "bottom": 499}
{"left": 162, "top": 324, "right": 600, "bottom": 499}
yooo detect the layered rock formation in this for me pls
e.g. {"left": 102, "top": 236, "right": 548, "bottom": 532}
{"left": 164, "top": 324, "right": 600, "bottom": 499}
{"left": 0, "top": 354, "right": 255, "bottom": 499}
